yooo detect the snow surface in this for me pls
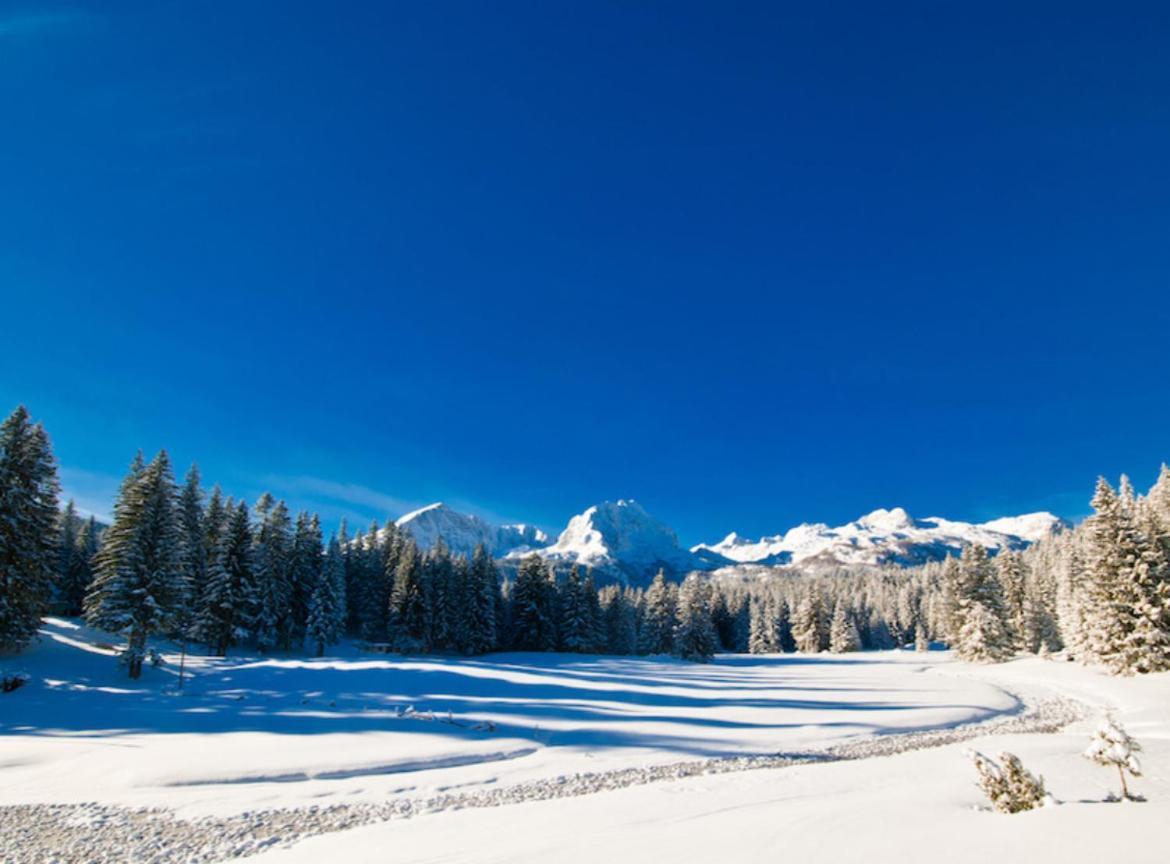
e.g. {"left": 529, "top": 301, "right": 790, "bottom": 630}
{"left": 4, "top": 619, "right": 1166, "bottom": 863}
{"left": 252, "top": 657, "right": 1169, "bottom": 864}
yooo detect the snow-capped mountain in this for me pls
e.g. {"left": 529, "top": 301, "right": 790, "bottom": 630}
{"left": 395, "top": 503, "right": 549, "bottom": 559}
{"left": 692, "top": 507, "right": 1069, "bottom": 570}
{"left": 525, "top": 499, "right": 722, "bottom": 583}
{"left": 392, "top": 500, "right": 1067, "bottom": 583}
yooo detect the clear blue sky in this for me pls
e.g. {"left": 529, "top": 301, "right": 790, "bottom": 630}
{"left": 2, "top": 2, "right": 1169, "bottom": 544}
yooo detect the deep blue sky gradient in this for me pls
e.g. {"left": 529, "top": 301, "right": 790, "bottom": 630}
{"left": 2, "top": 2, "right": 1169, "bottom": 543}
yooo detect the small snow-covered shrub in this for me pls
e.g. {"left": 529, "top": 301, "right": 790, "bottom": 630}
{"left": 969, "top": 750, "right": 1048, "bottom": 813}
{"left": 1083, "top": 719, "right": 1143, "bottom": 801}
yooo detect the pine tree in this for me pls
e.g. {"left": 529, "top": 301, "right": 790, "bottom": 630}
{"left": 306, "top": 528, "right": 342, "bottom": 657}
{"left": 0, "top": 406, "right": 61, "bottom": 650}
{"left": 748, "top": 594, "right": 776, "bottom": 653}
{"left": 638, "top": 570, "right": 677, "bottom": 654}
{"left": 558, "top": 566, "right": 594, "bottom": 652}
{"left": 510, "top": 554, "right": 557, "bottom": 651}
{"left": 173, "top": 465, "right": 205, "bottom": 685}
{"left": 387, "top": 539, "right": 426, "bottom": 652}
{"left": 673, "top": 573, "right": 717, "bottom": 662}
{"left": 290, "top": 512, "right": 324, "bottom": 648}
{"left": 600, "top": 585, "right": 638, "bottom": 654}
{"left": 791, "top": 585, "right": 826, "bottom": 653}
{"left": 996, "top": 549, "right": 1027, "bottom": 650}
{"left": 828, "top": 599, "right": 861, "bottom": 653}
{"left": 246, "top": 495, "right": 294, "bottom": 652}
{"left": 1083, "top": 479, "right": 1170, "bottom": 674}
{"left": 55, "top": 500, "right": 93, "bottom": 616}
{"left": 953, "top": 544, "right": 1013, "bottom": 663}
{"left": 463, "top": 544, "right": 499, "bottom": 655}
{"left": 1083, "top": 718, "right": 1143, "bottom": 801}
{"left": 198, "top": 500, "right": 252, "bottom": 656}
{"left": 84, "top": 451, "right": 184, "bottom": 678}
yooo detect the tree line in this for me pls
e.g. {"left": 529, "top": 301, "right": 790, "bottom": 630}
{"left": 4, "top": 404, "right": 1168, "bottom": 677}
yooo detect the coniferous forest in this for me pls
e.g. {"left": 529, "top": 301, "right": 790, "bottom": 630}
{"left": 3, "top": 403, "right": 1169, "bottom": 677}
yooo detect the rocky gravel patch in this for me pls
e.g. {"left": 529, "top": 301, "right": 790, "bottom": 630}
{"left": 0, "top": 693, "right": 1085, "bottom": 864}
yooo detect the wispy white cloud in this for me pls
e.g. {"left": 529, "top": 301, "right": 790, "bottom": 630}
{"left": 260, "top": 474, "right": 425, "bottom": 522}
{"left": 58, "top": 465, "right": 119, "bottom": 523}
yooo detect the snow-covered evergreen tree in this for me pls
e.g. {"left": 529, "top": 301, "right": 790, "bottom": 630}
{"left": 197, "top": 500, "right": 252, "bottom": 656}
{"left": 600, "top": 585, "right": 638, "bottom": 654}
{"left": 510, "top": 554, "right": 557, "bottom": 651}
{"left": 247, "top": 495, "right": 294, "bottom": 652}
{"left": 638, "top": 570, "right": 677, "bottom": 654}
{"left": 306, "top": 528, "right": 343, "bottom": 657}
{"left": 387, "top": 539, "right": 426, "bottom": 652}
{"left": 1083, "top": 718, "right": 1143, "bottom": 801}
{"left": 791, "top": 585, "right": 826, "bottom": 653}
{"left": 954, "top": 544, "right": 1013, "bottom": 663}
{"left": 558, "top": 566, "right": 594, "bottom": 652}
{"left": 828, "top": 599, "right": 860, "bottom": 653}
{"left": 0, "top": 406, "right": 60, "bottom": 651}
{"left": 1083, "top": 478, "right": 1170, "bottom": 674}
{"left": 673, "top": 573, "right": 717, "bottom": 662}
{"left": 84, "top": 451, "right": 184, "bottom": 678}
{"left": 748, "top": 594, "right": 777, "bottom": 653}
{"left": 462, "top": 544, "right": 499, "bottom": 655}
{"left": 55, "top": 500, "right": 94, "bottom": 616}
{"left": 970, "top": 750, "right": 1048, "bottom": 813}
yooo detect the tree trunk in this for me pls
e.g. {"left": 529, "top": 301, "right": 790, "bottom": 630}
{"left": 1118, "top": 764, "right": 1130, "bottom": 800}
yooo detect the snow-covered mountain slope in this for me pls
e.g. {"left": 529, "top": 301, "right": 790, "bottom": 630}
{"left": 395, "top": 503, "right": 548, "bottom": 558}
{"left": 692, "top": 507, "right": 1069, "bottom": 569}
{"left": 523, "top": 499, "right": 722, "bottom": 582}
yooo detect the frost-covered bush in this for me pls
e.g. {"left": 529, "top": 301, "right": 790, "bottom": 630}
{"left": 969, "top": 750, "right": 1048, "bottom": 813}
{"left": 1083, "top": 719, "right": 1143, "bottom": 801}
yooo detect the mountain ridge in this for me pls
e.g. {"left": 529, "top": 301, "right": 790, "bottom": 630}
{"left": 393, "top": 499, "right": 1069, "bottom": 585}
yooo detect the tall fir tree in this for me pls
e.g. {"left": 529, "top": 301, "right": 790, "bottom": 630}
{"left": 791, "top": 585, "right": 826, "bottom": 653}
{"left": 510, "top": 554, "right": 557, "bottom": 651}
{"left": 953, "top": 544, "right": 1013, "bottom": 663}
{"left": 463, "top": 544, "right": 500, "bottom": 655}
{"left": 0, "top": 406, "right": 61, "bottom": 650}
{"left": 84, "top": 451, "right": 184, "bottom": 678}
{"left": 673, "top": 573, "right": 717, "bottom": 662}
{"left": 55, "top": 500, "right": 94, "bottom": 616}
{"left": 638, "top": 570, "right": 677, "bottom": 654}
{"left": 197, "top": 500, "right": 252, "bottom": 656}
{"left": 306, "top": 526, "right": 343, "bottom": 657}
{"left": 828, "top": 599, "right": 861, "bottom": 653}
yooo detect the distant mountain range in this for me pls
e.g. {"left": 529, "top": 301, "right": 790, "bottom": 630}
{"left": 395, "top": 499, "right": 1070, "bottom": 585}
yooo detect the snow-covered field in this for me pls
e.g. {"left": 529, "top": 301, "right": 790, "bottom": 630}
{"left": 2, "top": 618, "right": 1167, "bottom": 862}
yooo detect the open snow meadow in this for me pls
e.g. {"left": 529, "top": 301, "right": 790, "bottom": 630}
{"left": 2, "top": 617, "right": 1167, "bottom": 863}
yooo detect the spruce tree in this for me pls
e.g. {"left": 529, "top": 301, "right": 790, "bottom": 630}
{"left": 247, "top": 495, "right": 294, "bottom": 652}
{"left": 1083, "top": 479, "right": 1170, "bottom": 674}
{"left": 463, "top": 544, "right": 499, "bottom": 655}
{"left": 828, "top": 599, "right": 861, "bottom": 653}
{"left": 954, "top": 544, "right": 1013, "bottom": 663}
{"left": 84, "top": 451, "right": 184, "bottom": 678}
{"left": 638, "top": 570, "right": 677, "bottom": 654}
{"left": 601, "top": 585, "right": 638, "bottom": 654}
{"left": 387, "top": 539, "right": 426, "bottom": 652}
{"left": 558, "top": 566, "right": 594, "bottom": 652}
{"left": 0, "top": 406, "right": 61, "bottom": 650}
{"left": 55, "top": 500, "right": 94, "bottom": 616}
{"left": 306, "top": 528, "right": 342, "bottom": 657}
{"left": 791, "top": 585, "right": 826, "bottom": 653}
{"left": 673, "top": 573, "right": 717, "bottom": 662}
{"left": 198, "top": 500, "right": 252, "bottom": 656}
{"left": 510, "top": 554, "right": 557, "bottom": 651}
